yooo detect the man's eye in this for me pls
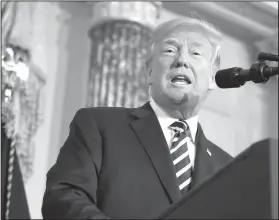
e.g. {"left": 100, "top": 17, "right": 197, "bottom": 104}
{"left": 192, "top": 51, "right": 202, "bottom": 56}
{"left": 164, "top": 48, "right": 176, "bottom": 53}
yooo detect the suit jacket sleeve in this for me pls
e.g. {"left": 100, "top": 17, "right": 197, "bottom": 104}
{"left": 42, "top": 109, "right": 109, "bottom": 219}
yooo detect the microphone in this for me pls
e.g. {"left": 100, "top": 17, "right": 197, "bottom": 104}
{"left": 215, "top": 63, "right": 278, "bottom": 89}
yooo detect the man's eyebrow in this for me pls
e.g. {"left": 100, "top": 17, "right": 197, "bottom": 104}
{"left": 162, "top": 39, "right": 205, "bottom": 48}
{"left": 188, "top": 41, "right": 205, "bottom": 47}
{"left": 162, "top": 38, "right": 180, "bottom": 46}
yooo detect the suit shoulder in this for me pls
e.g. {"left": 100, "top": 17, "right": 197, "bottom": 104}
{"left": 74, "top": 106, "right": 133, "bottom": 121}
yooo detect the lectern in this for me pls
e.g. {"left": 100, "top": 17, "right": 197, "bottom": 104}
{"left": 158, "top": 138, "right": 278, "bottom": 219}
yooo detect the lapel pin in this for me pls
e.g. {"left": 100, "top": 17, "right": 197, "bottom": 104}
{"left": 207, "top": 148, "right": 212, "bottom": 157}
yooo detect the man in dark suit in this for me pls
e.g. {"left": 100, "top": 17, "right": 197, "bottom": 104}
{"left": 42, "top": 17, "right": 233, "bottom": 219}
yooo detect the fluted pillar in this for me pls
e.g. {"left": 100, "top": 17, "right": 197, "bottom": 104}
{"left": 86, "top": 2, "right": 161, "bottom": 108}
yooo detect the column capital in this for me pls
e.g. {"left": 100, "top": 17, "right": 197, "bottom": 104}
{"left": 90, "top": 2, "right": 162, "bottom": 29}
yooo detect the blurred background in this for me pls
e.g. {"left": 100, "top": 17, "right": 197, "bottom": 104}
{"left": 1, "top": 1, "right": 278, "bottom": 219}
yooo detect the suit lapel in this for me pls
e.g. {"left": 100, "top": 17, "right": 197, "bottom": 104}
{"left": 192, "top": 124, "right": 216, "bottom": 188}
{"left": 130, "top": 102, "right": 181, "bottom": 203}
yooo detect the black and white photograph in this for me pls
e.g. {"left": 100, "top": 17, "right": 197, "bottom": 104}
{"left": 1, "top": 1, "right": 278, "bottom": 219}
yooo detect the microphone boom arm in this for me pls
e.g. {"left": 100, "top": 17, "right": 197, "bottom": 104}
{"left": 216, "top": 52, "right": 278, "bottom": 89}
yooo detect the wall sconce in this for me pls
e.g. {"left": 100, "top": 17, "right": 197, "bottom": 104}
{"left": 2, "top": 46, "right": 30, "bottom": 103}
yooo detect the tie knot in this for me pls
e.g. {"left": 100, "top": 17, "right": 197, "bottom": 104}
{"left": 170, "top": 120, "right": 188, "bottom": 134}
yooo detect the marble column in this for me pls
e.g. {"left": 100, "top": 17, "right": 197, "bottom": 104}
{"left": 86, "top": 2, "right": 161, "bottom": 108}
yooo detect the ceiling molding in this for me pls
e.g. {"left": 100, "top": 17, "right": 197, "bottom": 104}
{"left": 250, "top": 2, "right": 278, "bottom": 16}
{"left": 162, "top": 2, "right": 278, "bottom": 42}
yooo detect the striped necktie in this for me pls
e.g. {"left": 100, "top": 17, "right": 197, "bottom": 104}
{"left": 169, "top": 120, "right": 193, "bottom": 194}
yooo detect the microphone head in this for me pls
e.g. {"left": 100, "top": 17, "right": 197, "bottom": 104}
{"left": 215, "top": 67, "right": 245, "bottom": 89}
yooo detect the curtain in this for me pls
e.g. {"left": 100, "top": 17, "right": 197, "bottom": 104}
{"left": 1, "top": 123, "right": 30, "bottom": 219}
{"left": 1, "top": 2, "right": 31, "bottom": 219}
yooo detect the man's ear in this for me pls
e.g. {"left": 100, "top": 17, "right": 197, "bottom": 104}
{"left": 209, "top": 48, "right": 220, "bottom": 90}
{"left": 147, "top": 69, "right": 152, "bottom": 85}
{"left": 208, "top": 74, "right": 217, "bottom": 90}
{"left": 145, "top": 60, "right": 153, "bottom": 85}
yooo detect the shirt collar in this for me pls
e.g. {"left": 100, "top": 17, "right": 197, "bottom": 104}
{"left": 149, "top": 97, "right": 199, "bottom": 141}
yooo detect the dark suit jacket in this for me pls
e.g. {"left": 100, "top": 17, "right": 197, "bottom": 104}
{"left": 42, "top": 102, "right": 233, "bottom": 219}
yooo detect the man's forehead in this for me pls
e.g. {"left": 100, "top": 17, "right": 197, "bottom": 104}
{"left": 162, "top": 32, "right": 211, "bottom": 47}
{"left": 159, "top": 33, "right": 212, "bottom": 56}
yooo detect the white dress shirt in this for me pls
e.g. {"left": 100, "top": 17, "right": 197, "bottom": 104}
{"left": 149, "top": 97, "right": 198, "bottom": 168}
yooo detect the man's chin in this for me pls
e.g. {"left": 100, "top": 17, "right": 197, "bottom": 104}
{"left": 167, "top": 93, "right": 189, "bottom": 105}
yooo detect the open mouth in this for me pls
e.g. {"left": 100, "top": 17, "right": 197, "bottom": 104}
{"left": 171, "top": 75, "right": 191, "bottom": 85}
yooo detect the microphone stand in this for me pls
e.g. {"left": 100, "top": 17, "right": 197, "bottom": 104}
{"left": 248, "top": 52, "right": 278, "bottom": 84}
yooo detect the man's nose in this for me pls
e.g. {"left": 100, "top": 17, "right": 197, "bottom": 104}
{"left": 174, "top": 52, "right": 190, "bottom": 69}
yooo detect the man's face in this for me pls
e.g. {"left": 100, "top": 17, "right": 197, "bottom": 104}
{"left": 148, "top": 26, "right": 214, "bottom": 113}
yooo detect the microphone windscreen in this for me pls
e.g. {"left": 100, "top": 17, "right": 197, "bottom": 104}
{"left": 215, "top": 67, "right": 242, "bottom": 89}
